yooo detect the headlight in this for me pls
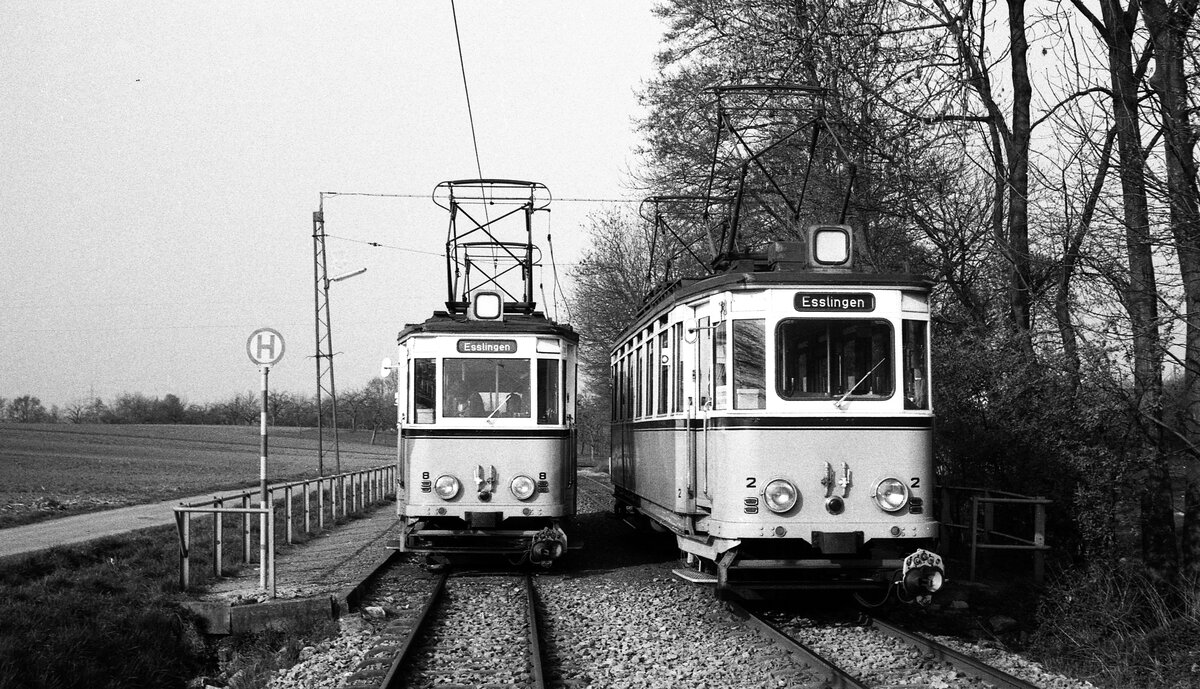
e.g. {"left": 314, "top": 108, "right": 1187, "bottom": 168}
{"left": 763, "top": 479, "right": 798, "bottom": 513}
{"left": 874, "top": 478, "right": 909, "bottom": 512}
{"left": 434, "top": 475, "right": 461, "bottom": 500}
{"left": 510, "top": 475, "right": 536, "bottom": 500}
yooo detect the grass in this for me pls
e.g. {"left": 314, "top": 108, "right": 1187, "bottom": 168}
{"left": 0, "top": 423, "right": 393, "bottom": 528}
{"left": 0, "top": 503, "right": 373, "bottom": 689}
{"left": 0, "top": 423, "right": 397, "bottom": 688}
{"left": 0, "top": 526, "right": 207, "bottom": 688}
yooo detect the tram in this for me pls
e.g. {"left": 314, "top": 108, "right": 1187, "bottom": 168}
{"left": 387, "top": 180, "right": 578, "bottom": 565}
{"left": 610, "top": 84, "right": 945, "bottom": 600}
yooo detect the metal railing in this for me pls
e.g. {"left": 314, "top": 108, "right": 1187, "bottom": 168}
{"left": 939, "top": 486, "right": 1050, "bottom": 584}
{"left": 173, "top": 464, "right": 395, "bottom": 595}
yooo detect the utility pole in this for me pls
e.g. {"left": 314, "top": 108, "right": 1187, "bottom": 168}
{"left": 312, "top": 199, "right": 340, "bottom": 479}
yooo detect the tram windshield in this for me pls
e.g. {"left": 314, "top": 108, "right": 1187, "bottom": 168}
{"left": 443, "top": 358, "right": 531, "bottom": 418}
{"left": 776, "top": 319, "right": 894, "bottom": 400}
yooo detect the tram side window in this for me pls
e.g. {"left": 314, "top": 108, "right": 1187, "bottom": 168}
{"left": 902, "top": 320, "right": 929, "bottom": 410}
{"left": 442, "top": 358, "right": 531, "bottom": 418}
{"left": 618, "top": 357, "right": 628, "bottom": 421}
{"left": 714, "top": 321, "right": 728, "bottom": 410}
{"left": 412, "top": 358, "right": 436, "bottom": 423}
{"left": 776, "top": 319, "right": 894, "bottom": 400}
{"left": 537, "top": 359, "right": 560, "bottom": 424}
{"left": 633, "top": 350, "right": 643, "bottom": 422}
{"left": 646, "top": 337, "right": 656, "bottom": 416}
{"left": 658, "top": 331, "right": 670, "bottom": 414}
{"left": 628, "top": 350, "right": 636, "bottom": 420}
{"left": 733, "top": 319, "right": 766, "bottom": 409}
{"left": 673, "top": 323, "right": 684, "bottom": 412}
{"left": 610, "top": 364, "right": 618, "bottom": 421}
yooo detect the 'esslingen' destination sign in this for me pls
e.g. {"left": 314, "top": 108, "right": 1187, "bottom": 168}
{"left": 457, "top": 339, "right": 518, "bottom": 354}
{"left": 794, "top": 292, "right": 875, "bottom": 312}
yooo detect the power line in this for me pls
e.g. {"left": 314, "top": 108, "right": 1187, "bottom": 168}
{"left": 324, "top": 233, "right": 445, "bottom": 258}
{"left": 450, "top": 0, "right": 485, "bottom": 182}
{"left": 326, "top": 230, "right": 584, "bottom": 267}
{"left": 321, "top": 190, "right": 636, "bottom": 203}
{"left": 4, "top": 322, "right": 312, "bottom": 334}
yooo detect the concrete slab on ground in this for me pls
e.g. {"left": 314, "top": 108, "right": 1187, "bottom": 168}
{"left": 182, "top": 504, "right": 402, "bottom": 634}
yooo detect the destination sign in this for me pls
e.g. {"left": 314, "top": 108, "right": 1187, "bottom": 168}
{"left": 457, "top": 339, "right": 518, "bottom": 354}
{"left": 794, "top": 293, "right": 875, "bottom": 312}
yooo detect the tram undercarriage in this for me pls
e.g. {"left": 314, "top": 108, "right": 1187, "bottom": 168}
{"left": 393, "top": 516, "right": 570, "bottom": 566}
{"left": 616, "top": 490, "right": 942, "bottom": 601}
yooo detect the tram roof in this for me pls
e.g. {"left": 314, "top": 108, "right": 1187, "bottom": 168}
{"left": 617, "top": 268, "right": 934, "bottom": 343}
{"left": 398, "top": 311, "right": 579, "bottom": 343}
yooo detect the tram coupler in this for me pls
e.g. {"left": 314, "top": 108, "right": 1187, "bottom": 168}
{"left": 528, "top": 525, "right": 567, "bottom": 566}
{"left": 896, "top": 548, "right": 946, "bottom": 603}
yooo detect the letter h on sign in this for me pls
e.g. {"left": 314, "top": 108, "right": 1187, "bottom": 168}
{"left": 256, "top": 334, "right": 276, "bottom": 360}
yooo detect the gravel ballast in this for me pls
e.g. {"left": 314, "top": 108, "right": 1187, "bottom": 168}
{"left": 262, "top": 468, "right": 1098, "bottom": 689}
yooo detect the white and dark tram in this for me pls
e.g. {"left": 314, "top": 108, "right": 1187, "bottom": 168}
{"left": 387, "top": 180, "right": 578, "bottom": 565}
{"left": 610, "top": 225, "right": 945, "bottom": 599}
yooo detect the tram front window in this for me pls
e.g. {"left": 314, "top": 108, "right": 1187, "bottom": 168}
{"left": 443, "top": 358, "right": 531, "bottom": 418}
{"left": 776, "top": 319, "right": 894, "bottom": 400}
{"left": 413, "top": 358, "right": 437, "bottom": 423}
{"left": 537, "top": 359, "right": 560, "bottom": 424}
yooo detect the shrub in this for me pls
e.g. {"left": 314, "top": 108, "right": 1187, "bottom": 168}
{"left": 1029, "top": 562, "right": 1200, "bottom": 687}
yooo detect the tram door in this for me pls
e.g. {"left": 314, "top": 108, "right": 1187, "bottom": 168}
{"left": 692, "top": 315, "right": 713, "bottom": 508}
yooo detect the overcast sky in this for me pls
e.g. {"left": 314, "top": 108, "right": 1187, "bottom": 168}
{"left": 1, "top": 2, "right": 664, "bottom": 407}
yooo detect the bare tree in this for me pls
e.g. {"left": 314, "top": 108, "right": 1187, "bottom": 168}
{"left": 1069, "top": 0, "right": 1177, "bottom": 578}
{"left": 1142, "top": 0, "right": 1200, "bottom": 577}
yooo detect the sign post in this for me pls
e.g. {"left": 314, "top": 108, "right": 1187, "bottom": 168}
{"left": 247, "top": 328, "right": 285, "bottom": 592}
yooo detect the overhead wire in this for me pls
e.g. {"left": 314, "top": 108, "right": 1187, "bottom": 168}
{"left": 322, "top": 3, "right": 638, "bottom": 310}
{"left": 450, "top": 0, "right": 485, "bottom": 183}
{"left": 546, "top": 212, "right": 573, "bottom": 323}
{"left": 323, "top": 191, "right": 634, "bottom": 203}
{"left": 324, "top": 233, "right": 445, "bottom": 258}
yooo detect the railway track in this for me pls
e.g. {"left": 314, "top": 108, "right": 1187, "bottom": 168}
{"left": 731, "top": 602, "right": 1040, "bottom": 689}
{"left": 343, "top": 570, "right": 547, "bottom": 689}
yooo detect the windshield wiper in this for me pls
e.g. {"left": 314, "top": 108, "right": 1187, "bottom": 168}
{"left": 486, "top": 393, "right": 514, "bottom": 420}
{"left": 834, "top": 358, "right": 887, "bottom": 410}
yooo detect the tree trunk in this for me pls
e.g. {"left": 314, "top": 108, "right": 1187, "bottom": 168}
{"left": 1006, "top": 0, "right": 1035, "bottom": 356}
{"left": 1098, "top": 0, "right": 1178, "bottom": 579}
{"left": 1143, "top": 0, "right": 1200, "bottom": 577}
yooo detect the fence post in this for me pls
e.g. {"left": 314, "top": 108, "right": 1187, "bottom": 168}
{"left": 176, "top": 508, "right": 190, "bottom": 591}
{"left": 969, "top": 495, "right": 979, "bottom": 582}
{"left": 318, "top": 478, "right": 326, "bottom": 531}
{"left": 286, "top": 485, "right": 294, "bottom": 545}
{"left": 983, "top": 490, "right": 995, "bottom": 538}
{"left": 1033, "top": 498, "right": 1046, "bottom": 584}
{"left": 213, "top": 496, "right": 223, "bottom": 578}
{"left": 303, "top": 480, "right": 311, "bottom": 535}
{"left": 242, "top": 494, "right": 252, "bottom": 564}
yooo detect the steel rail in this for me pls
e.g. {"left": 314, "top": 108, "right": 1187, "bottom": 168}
{"left": 378, "top": 571, "right": 449, "bottom": 689}
{"left": 727, "top": 602, "right": 869, "bottom": 689}
{"left": 525, "top": 573, "right": 548, "bottom": 689}
{"left": 867, "top": 616, "right": 1039, "bottom": 689}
